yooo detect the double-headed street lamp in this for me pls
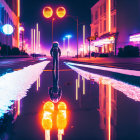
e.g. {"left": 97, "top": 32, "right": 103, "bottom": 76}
{"left": 43, "top": 6, "right": 66, "bottom": 44}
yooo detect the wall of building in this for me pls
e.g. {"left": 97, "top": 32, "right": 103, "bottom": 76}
{"left": 0, "top": 0, "right": 19, "bottom": 48}
{"left": 116, "top": 0, "right": 140, "bottom": 52}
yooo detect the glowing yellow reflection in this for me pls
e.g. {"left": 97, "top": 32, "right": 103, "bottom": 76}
{"left": 76, "top": 79, "right": 78, "bottom": 100}
{"left": 57, "top": 102, "right": 67, "bottom": 130}
{"left": 82, "top": 77, "right": 85, "bottom": 95}
{"left": 17, "top": 99, "right": 20, "bottom": 116}
{"left": 43, "top": 101, "right": 54, "bottom": 112}
{"left": 99, "top": 78, "right": 117, "bottom": 140}
{"left": 78, "top": 74, "right": 80, "bottom": 88}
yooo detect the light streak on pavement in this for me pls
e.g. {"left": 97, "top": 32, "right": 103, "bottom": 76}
{"left": 66, "top": 62, "right": 140, "bottom": 77}
{"left": 0, "top": 61, "right": 50, "bottom": 118}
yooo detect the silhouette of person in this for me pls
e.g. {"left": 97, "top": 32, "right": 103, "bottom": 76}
{"left": 50, "top": 42, "right": 61, "bottom": 70}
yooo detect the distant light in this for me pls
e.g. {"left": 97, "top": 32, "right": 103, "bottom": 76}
{"left": 2, "top": 24, "right": 14, "bottom": 35}
{"left": 129, "top": 33, "right": 140, "bottom": 42}
{"left": 65, "top": 35, "right": 72, "bottom": 38}
{"left": 19, "top": 26, "right": 24, "bottom": 32}
{"left": 43, "top": 6, "right": 53, "bottom": 18}
{"left": 56, "top": 7, "right": 66, "bottom": 18}
{"left": 63, "top": 37, "right": 66, "bottom": 41}
{"left": 39, "top": 57, "right": 47, "bottom": 61}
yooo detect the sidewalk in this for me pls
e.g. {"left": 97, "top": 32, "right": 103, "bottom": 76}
{"left": 63, "top": 57, "right": 140, "bottom": 71}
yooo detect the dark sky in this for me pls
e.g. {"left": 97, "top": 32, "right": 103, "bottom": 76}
{"left": 21, "top": 0, "right": 98, "bottom": 50}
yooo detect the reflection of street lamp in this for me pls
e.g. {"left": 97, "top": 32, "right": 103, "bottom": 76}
{"left": 43, "top": 6, "right": 66, "bottom": 44}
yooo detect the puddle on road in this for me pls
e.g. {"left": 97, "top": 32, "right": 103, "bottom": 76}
{"left": 65, "top": 62, "right": 140, "bottom": 140}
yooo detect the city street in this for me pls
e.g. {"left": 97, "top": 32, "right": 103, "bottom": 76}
{"left": 0, "top": 0, "right": 140, "bottom": 139}
{"left": 1, "top": 59, "right": 139, "bottom": 140}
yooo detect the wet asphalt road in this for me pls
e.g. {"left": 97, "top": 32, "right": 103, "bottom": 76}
{"left": 3, "top": 59, "right": 140, "bottom": 140}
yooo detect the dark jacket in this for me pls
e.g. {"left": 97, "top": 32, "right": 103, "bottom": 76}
{"left": 50, "top": 47, "right": 61, "bottom": 57}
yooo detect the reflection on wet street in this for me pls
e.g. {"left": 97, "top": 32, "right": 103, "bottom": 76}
{"left": 0, "top": 60, "right": 140, "bottom": 140}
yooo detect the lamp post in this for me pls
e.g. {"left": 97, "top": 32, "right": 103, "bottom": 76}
{"left": 43, "top": 6, "right": 66, "bottom": 45}
{"left": 65, "top": 15, "right": 79, "bottom": 58}
{"left": 65, "top": 35, "right": 72, "bottom": 57}
{"left": 63, "top": 37, "right": 66, "bottom": 55}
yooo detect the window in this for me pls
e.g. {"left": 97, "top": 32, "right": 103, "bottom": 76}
{"left": 111, "top": 0, "right": 116, "bottom": 10}
{"left": 100, "top": 5, "right": 102, "bottom": 16}
{"left": 104, "top": 2, "right": 106, "bottom": 13}
{"left": 111, "top": 15, "right": 114, "bottom": 28}
{"left": 100, "top": 22, "right": 102, "bottom": 33}
{"left": 104, "top": 20, "right": 106, "bottom": 32}
{"left": 114, "top": 15, "right": 116, "bottom": 27}
{"left": 95, "top": 10, "right": 98, "bottom": 20}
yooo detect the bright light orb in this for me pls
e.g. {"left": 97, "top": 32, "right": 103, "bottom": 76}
{"left": 2, "top": 24, "right": 14, "bottom": 35}
{"left": 43, "top": 7, "right": 53, "bottom": 18}
{"left": 56, "top": 7, "right": 66, "bottom": 18}
{"left": 43, "top": 101, "right": 54, "bottom": 112}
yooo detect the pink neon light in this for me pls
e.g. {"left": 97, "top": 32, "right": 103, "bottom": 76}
{"left": 130, "top": 34, "right": 140, "bottom": 42}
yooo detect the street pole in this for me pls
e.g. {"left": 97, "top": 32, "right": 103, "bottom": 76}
{"left": 34, "top": 29, "right": 36, "bottom": 54}
{"left": 52, "top": 18, "right": 55, "bottom": 44}
{"left": 22, "top": 30, "right": 24, "bottom": 52}
{"left": 77, "top": 17, "right": 79, "bottom": 59}
{"left": 31, "top": 29, "right": 33, "bottom": 54}
{"left": 89, "top": 39, "right": 91, "bottom": 59}
{"left": 36, "top": 23, "right": 39, "bottom": 53}
{"left": 83, "top": 25, "right": 85, "bottom": 57}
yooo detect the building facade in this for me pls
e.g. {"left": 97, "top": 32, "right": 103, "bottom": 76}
{"left": 91, "top": 0, "right": 140, "bottom": 55}
{"left": 0, "top": 0, "right": 20, "bottom": 48}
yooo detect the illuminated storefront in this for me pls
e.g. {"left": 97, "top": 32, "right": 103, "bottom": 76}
{"left": 91, "top": 0, "right": 140, "bottom": 56}
{"left": 91, "top": 35, "right": 115, "bottom": 55}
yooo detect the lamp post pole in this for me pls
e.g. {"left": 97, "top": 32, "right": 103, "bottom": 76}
{"left": 52, "top": 18, "right": 55, "bottom": 44}
{"left": 77, "top": 17, "right": 79, "bottom": 59}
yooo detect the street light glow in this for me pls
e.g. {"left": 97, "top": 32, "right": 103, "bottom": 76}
{"left": 56, "top": 7, "right": 66, "bottom": 18}
{"left": 2, "top": 24, "right": 14, "bottom": 35}
{"left": 65, "top": 34, "right": 72, "bottom": 38}
{"left": 43, "top": 6, "right": 53, "bottom": 18}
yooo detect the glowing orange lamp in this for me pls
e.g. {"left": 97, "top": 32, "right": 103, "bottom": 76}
{"left": 43, "top": 6, "right": 53, "bottom": 18}
{"left": 56, "top": 7, "right": 66, "bottom": 18}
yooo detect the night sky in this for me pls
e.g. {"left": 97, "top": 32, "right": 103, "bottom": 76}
{"left": 21, "top": 0, "right": 98, "bottom": 51}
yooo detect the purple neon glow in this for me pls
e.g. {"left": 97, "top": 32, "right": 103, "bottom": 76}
{"left": 65, "top": 62, "right": 140, "bottom": 102}
{"left": 92, "top": 37, "right": 115, "bottom": 46}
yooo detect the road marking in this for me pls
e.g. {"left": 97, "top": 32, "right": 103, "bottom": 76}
{"left": 43, "top": 69, "right": 72, "bottom": 72}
